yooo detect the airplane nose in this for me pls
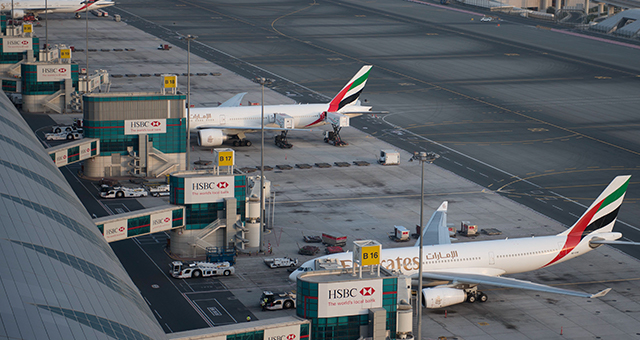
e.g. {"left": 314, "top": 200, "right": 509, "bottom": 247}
{"left": 288, "top": 270, "right": 299, "bottom": 282}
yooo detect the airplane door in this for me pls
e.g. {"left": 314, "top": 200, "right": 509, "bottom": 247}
{"left": 268, "top": 113, "right": 275, "bottom": 123}
{"left": 220, "top": 114, "right": 226, "bottom": 125}
{"left": 489, "top": 251, "right": 495, "bottom": 265}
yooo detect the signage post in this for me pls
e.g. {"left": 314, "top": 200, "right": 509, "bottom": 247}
{"left": 353, "top": 240, "right": 382, "bottom": 279}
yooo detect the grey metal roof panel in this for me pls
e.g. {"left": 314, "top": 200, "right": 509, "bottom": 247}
{"left": 0, "top": 91, "right": 167, "bottom": 340}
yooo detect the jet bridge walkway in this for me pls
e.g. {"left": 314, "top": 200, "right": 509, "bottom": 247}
{"left": 47, "top": 138, "right": 100, "bottom": 167}
{"left": 94, "top": 205, "right": 185, "bottom": 242}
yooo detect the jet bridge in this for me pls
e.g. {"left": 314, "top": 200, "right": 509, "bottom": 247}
{"left": 47, "top": 138, "right": 100, "bottom": 167}
{"left": 94, "top": 205, "right": 185, "bottom": 243}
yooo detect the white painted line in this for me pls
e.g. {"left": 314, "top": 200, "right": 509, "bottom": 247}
{"left": 552, "top": 205, "right": 563, "bottom": 211}
{"left": 454, "top": 161, "right": 463, "bottom": 166}
{"left": 154, "top": 309, "right": 162, "bottom": 319}
{"left": 164, "top": 323, "right": 173, "bottom": 333}
{"left": 479, "top": 173, "right": 488, "bottom": 178}
{"left": 214, "top": 298, "right": 237, "bottom": 324}
{"left": 466, "top": 167, "right": 476, "bottom": 172}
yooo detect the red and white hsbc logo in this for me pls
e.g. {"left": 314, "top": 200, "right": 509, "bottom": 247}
{"left": 360, "top": 287, "right": 375, "bottom": 296}
{"left": 125, "top": 119, "right": 166, "bottom": 135}
{"left": 217, "top": 182, "right": 228, "bottom": 189}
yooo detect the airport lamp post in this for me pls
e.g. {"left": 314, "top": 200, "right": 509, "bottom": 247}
{"left": 256, "top": 77, "right": 273, "bottom": 252}
{"left": 86, "top": 0, "right": 89, "bottom": 81}
{"left": 411, "top": 151, "right": 439, "bottom": 340}
{"left": 184, "top": 35, "right": 197, "bottom": 170}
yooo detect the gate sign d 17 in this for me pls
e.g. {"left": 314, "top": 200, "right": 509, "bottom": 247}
{"left": 361, "top": 244, "right": 381, "bottom": 266}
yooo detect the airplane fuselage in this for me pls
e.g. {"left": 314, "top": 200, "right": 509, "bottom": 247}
{"left": 0, "top": 0, "right": 114, "bottom": 14}
{"left": 292, "top": 234, "right": 597, "bottom": 281}
{"left": 189, "top": 103, "right": 371, "bottom": 131}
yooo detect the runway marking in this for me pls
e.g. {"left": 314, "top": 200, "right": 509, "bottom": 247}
{"left": 154, "top": 309, "right": 162, "bottom": 319}
{"left": 552, "top": 205, "right": 563, "bottom": 211}
{"left": 466, "top": 167, "right": 476, "bottom": 172}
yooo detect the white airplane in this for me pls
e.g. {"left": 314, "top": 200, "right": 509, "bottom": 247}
{"left": 0, "top": 0, "right": 115, "bottom": 18}
{"left": 290, "top": 176, "right": 639, "bottom": 308}
{"left": 190, "top": 65, "right": 381, "bottom": 148}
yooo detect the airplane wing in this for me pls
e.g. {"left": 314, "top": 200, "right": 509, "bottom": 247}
{"left": 196, "top": 125, "right": 313, "bottom": 132}
{"left": 218, "top": 93, "right": 247, "bottom": 108}
{"left": 422, "top": 271, "right": 611, "bottom": 299}
{"left": 343, "top": 111, "right": 390, "bottom": 118}
{"left": 415, "top": 201, "right": 450, "bottom": 247}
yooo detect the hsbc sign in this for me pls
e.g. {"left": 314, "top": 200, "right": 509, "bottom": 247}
{"left": 183, "top": 176, "right": 234, "bottom": 204}
{"left": 103, "top": 220, "right": 128, "bottom": 242}
{"left": 150, "top": 211, "right": 173, "bottom": 233}
{"left": 125, "top": 119, "right": 167, "bottom": 135}
{"left": 318, "top": 279, "right": 383, "bottom": 317}
{"left": 263, "top": 325, "right": 300, "bottom": 340}
{"left": 55, "top": 151, "right": 68, "bottom": 166}
{"left": 37, "top": 65, "right": 71, "bottom": 82}
{"left": 3, "top": 37, "right": 32, "bottom": 53}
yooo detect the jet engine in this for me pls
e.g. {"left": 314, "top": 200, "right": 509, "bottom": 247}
{"left": 9, "top": 10, "right": 25, "bottom": 19}
{"left": 422, "top": 287, "right": 466, "bottom": 309}
{"left": 197, "top": 129, "right": 227, "bottom": 147}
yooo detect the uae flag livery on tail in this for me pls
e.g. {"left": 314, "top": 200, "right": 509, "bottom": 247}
{"left": 545, "top": 175, "right": 630, "bottom": 267}
{"left": 328, "top": 65, "right": 372, "bottom": 112}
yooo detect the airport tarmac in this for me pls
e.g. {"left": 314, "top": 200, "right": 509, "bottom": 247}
{"left": 35, "top": 13, "right": 640, "bottom": 340}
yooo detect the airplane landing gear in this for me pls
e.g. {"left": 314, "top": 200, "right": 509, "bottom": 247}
{"left": 466, "top": 291, "right": 487, "bottom": 303}
{"left": 275, "top": 131, "right": 293, "bottom": 149}
{"left": 323, "top": 125, "right": 347, "bottom": 146}
{"left": 75, "top": 12, "right": 81, "bottom": 19}
{"left": 232, "top": 139, "right": 252, "bottom": 147}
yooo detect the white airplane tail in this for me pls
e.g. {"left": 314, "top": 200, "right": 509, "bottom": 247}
{"left": 327, "top": 65, "right": 372, "bottom": 112}
{"left": 544, "top": 176, "right": 630, "bottom": 267}
{"left": 558, "top": 175, "right": 629, "bottom": 238}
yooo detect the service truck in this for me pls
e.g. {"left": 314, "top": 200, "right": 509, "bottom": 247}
{"left": 322, "top": 232, "right": 347, "bottom": 246}
{"left": 260, "top": 291, "right": 296, "bottom": 310}
{"left": 100, "top": 186, "right": 148, "bottom": 199}
{"left": 170, "top": 261, "right": 234, "bottom": 278}
{"left": 264, "top": 257, "right": 298, "bottom": 268}
{"left": 145, "top": 183, "right": 170, "bottom": 197}
{"left": 45, "top": 131, "right": 84, "bottom": 141}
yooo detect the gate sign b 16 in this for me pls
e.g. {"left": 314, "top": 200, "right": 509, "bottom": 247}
{"left": 318, "top": 279, "right": 383, "bottom": 317}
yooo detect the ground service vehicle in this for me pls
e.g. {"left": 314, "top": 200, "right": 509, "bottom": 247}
{"left": 45, "top": 131, "right": 83, "bottom": 141}
{"left": 260, "top": 291, "right": 296, "bottom": 310}
{"left": 378, "top": 150, "right": 400, "bottom": 165}
{"left": 170, "top": 261, "right": 234, "bottom": 278}
{"left": 100, "top": 186, "right": 148, "bottom": 199}
{"left": 145, "top": 183, "right": 170, "bottom": 197}
{"left": 322, "top": 232, "right": 347, "bottom": 246}
{"left": 264, "top": 257, "right": 298, "bottom": 268}
{"left": 481, "top": 16, "right": 494, "bottom": 22}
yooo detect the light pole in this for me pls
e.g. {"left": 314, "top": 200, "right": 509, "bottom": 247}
{"left": 256, "top": 77, "right": 272, "bottom": 252}
{"left": 85, "top": 0, "right": 89, "bottom": 81}
{"left": 411, "top": 151, "right": 439, "bottom": 340}
{"left": 184, "top": 35, "right": 197, "bottom": 170}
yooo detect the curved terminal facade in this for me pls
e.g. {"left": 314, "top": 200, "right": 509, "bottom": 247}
{"left": 0, "top": 91, "right": 167, "bottom": 339}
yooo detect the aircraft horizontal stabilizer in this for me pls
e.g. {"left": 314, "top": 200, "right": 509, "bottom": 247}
{"left": 589, "top": 240, "right": 640, "bottom": 246}
{"left": 218, "top": 92, "right": 247, "bottom": 108}
{"left": 422, "top": 271, "right": 607, "bottom": 299}
{"left": 590, "top": 288, "right": 611, "bottom": 298}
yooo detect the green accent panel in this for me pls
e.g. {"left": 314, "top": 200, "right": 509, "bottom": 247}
{"left": 128, "top": 215, "right": 151, "bottom": 237}
{"left": 97, "top": 224, "right": 104, "bottom": 234}
{"left": 172, "top": 208, "right": 184, "bottom": 227}
{"left": 2, "top": 79, "right": 17, "bottom": 92}
{"left": 68, "top": 146, "right": 80, "bottom": 163}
